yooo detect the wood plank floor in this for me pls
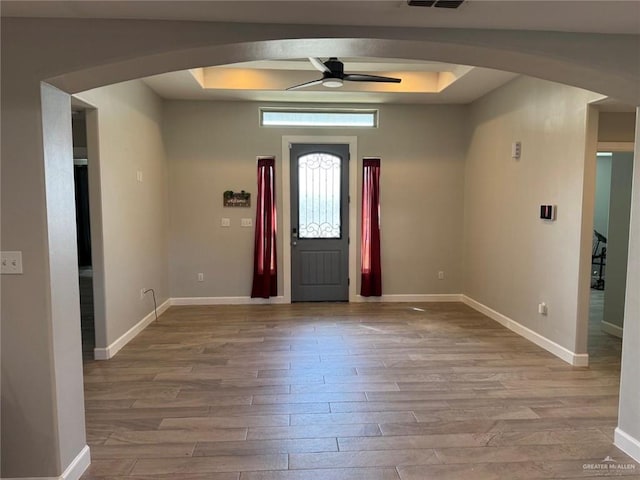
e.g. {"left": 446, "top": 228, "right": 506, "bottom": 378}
{"left": 80, "top": 301, "right": 638, "bottom": 479}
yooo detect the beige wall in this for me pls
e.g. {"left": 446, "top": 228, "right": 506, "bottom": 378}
{"left": 617, "top": 109, "right": 640, "bottom": 459}
{"left": 603, "top": 152, "right": 634, "bottom": 329}
{"left": 594, "top": 156, "right": 612, "bottom": 238}
{"left": 164, "top": 101, "right": 467, "bottom": 298}
{"left": 598, "top": 112, "right": 637, "bottom": 143}
{"left": 77, "top": 81, "right": 170, "bottom": 347}
{"left": 1, "top": 82, "right": 88, "bottom": 477}
{"left": 463, "top": 76, "right": 601, "bottom": 353}
{"left": 41, "top": 84, "right": 90, "bottom": 477}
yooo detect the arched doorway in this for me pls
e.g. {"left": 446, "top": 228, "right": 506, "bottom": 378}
{"left": 2, "top": 20, "right": 639, "bottom": 477}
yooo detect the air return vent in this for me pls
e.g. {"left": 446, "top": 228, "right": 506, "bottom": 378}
{"left": 407, "top": 0, "right": 436, "bottom": 6}
{"left": 408, "top": 0, "right": 465, "bottom": 8}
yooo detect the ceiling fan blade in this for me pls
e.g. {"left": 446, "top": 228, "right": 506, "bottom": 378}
{"left": 308, "top": 57, "right": 331, "bottom": 73}
{"left": 343, "top": 74, "right": 402, "bottom": 83}
{"left": 286, "top": 78, "right": 324, "bottom": 91}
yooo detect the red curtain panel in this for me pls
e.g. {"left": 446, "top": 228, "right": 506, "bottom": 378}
{"left": 251, "top": 157, "right": 278, "bottom": 298}
{"left": 361, "top": 158, "right": 382, "bottom": 297}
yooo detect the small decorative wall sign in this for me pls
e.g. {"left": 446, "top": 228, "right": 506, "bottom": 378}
{"left": 223, "top": 190, "right": 251, "bottom": 207}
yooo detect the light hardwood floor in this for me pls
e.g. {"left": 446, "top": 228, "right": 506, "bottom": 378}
{"left": 80, "top": 301, "right": 638, "bottom": 479}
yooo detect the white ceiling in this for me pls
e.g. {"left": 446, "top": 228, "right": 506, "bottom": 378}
{"left": 2, "top": 1, "right": 639, "bottom": 34}
{"left": 4, "top": 1, "right": 637, "bottom": 105}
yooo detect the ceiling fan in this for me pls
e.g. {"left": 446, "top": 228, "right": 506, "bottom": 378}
{"left": 286, "top": 57, "right": 402, "bottom": 90}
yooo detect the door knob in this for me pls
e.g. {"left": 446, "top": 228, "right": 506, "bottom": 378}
{"left": 292, "top": 241, "right": 297, "bottom": 246}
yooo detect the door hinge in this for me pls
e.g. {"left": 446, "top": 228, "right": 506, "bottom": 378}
{"left": 348, "top": 278, "right": 350, "bottom": 286}
{"left": 289, "top": 143, "right": 292, "bottom": 149}
{"left": 348, "top": 195, "right": 351, "bottom": 204}
{"left": 348, "top": 236, "right": 350, "bottom": 244}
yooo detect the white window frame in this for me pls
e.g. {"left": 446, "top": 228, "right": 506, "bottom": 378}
{"left": 261, "top": 108, "right": 378, "bottom": 128}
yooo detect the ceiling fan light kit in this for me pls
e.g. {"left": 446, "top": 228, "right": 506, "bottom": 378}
{"left": 287, "top": 57, "right": 402, "bottom": 91}
{"left": 322, "top": 78, "right": 343, "bottom": 88}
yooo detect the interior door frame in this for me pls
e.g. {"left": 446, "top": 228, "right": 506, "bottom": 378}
{"left": 282, "top": 135, "right": 358, "bottom": 303}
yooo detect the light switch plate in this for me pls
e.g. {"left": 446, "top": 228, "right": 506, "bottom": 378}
{"left": 1, "top": 251, "right": 23, "bottom": 274}
{"left": 221, "top": 218, "right": 231, "bottom": 227}
{"left": 511, "top": 141, "right": 522, "bottom": 159}
{"left": 241, "top": 218, "right": 253, "bottom": 227}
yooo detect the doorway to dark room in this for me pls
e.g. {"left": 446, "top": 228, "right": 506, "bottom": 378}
{"left": 72, "top": 109, "right": 95, "bottom": 360}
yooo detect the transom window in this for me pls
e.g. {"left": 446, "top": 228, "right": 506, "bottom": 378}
{"left": 261, "top": 109, "right": 377, "bottom": 128}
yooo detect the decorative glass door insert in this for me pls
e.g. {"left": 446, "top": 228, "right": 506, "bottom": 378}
{"left": 298, "top": 153, "right": 341, "bottom": 238}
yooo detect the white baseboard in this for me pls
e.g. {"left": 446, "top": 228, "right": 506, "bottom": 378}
{"left": 171, "top": 296, "right": 287, "bottom": 306}
{"left": 353, "top": 294, "right": 463, "bottom": 303}
{"left": 94, "top": 299, "right": 171, "bottom": 360}
{"left": 92, "top": 293, "right": 590, "bottom": 368}
{"left": 61, "top": 445, "right": 91, "bottom": 480}
{"left": 173, "top": 294, "right": 459, "bottom": 305}
{"left": 602, "top": 320, "right": 624, "bottom": 338}
{"left": 461, "top": 295, "right": 589, "bottom": 367}
{"left": 615, "top": 427, "right": 640, "bottom": 463}
{"left": 4, "top": 445, "right": 91, "bottom": 480}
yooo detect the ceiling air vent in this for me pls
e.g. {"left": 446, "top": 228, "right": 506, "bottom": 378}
{"left": 407, "top": 0, "right": 436, "bottom": 6}
{"left": 407, "top": 0, "right": 465, "bottom": 8}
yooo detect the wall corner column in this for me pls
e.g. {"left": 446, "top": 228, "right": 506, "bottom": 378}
{"left": 615, "top": 107, "right": 640, "bottom": 463}
{"left": 0, "top": 80, "right": 89, "bottom": 478}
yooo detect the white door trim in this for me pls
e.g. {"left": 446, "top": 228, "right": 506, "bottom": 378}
{"left": 282, "top": 135, "right": 358, "bottom": 303}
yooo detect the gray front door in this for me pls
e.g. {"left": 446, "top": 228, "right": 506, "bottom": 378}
{"left": 290, "top": 143, "right": 349, "bottom": 302}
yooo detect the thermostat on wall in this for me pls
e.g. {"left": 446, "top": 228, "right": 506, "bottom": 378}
{"left": 540, "top": 205, "right": 557, "bottom": 221}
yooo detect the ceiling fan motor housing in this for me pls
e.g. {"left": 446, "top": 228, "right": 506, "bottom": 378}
{"left": 324, "top": 58, "right": 344, "bottom": 78}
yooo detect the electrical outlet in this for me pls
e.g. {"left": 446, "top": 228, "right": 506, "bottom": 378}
{"left": 438, "top": 271, "right": 445, "bottom": 280}
{"left": 198, "top": 273, "right": 204, "bottom": 282}
{"left": 538, "top": 302, "right": 548, "bottom": 315}
{"left": 221, "top": 218, "right": 231, "bottom": 227}
{"left": 136, "top": 170, "right": 143, "bottom": 183}
{"left": 1, "top": 251, "right": 23, "bottom": 274}
{"left": 140, "top": 288, "right": 146, "bottom": 300}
